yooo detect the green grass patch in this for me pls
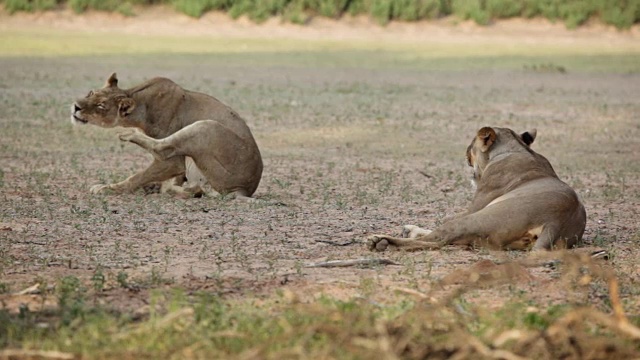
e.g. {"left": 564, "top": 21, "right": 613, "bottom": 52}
{"left": 2, "top": 286, "right": 638, "bottom": 358}
{"left": 1, "top": 29, "right": 639, "bottom": 73}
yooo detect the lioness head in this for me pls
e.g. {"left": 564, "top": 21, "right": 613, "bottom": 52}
{"left": 466, "top": 126, "right": 537, "bottom": 183}
{"left": 71, "top": 73, "right": 135, "bottom": 127}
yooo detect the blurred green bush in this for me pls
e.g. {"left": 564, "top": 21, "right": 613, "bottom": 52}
{"left": 2, "top": 0, "right": 638, "bottom": 29}
{"left": 4, "top": 0, "right": 59, "bottom": 14}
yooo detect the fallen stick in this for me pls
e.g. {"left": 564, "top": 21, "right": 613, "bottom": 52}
{"left": 15, "top": 283, "right": 41, "bottom": 295}
{"left": 305, "top": 258, "right": 400, "bottom": 268}
{"left": 315, "top": 239, "right": 357, "bottom": 246}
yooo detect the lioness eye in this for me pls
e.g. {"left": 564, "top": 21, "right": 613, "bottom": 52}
{"left": 86, "top": 90, "right": 94, "bottom": 98}
{"left": 98, "top": 103, "right": 106, "bottom": 110}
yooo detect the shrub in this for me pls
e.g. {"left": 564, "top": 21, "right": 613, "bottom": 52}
{"left": 370, "top": 0, "right": 393, "bottom": 24}
{"left": 172, "top": 0, "right": 210, "bottom": 17}
{"left": 115, "top": 1, "right": 134, "bottom": 16}
{"left": 171, "top": 0, "right": 230, "bottom": 18}
{"left": 69, "top": 0, "right": 126, "bottom": 13}
{"left": 452, "top": 0, "right": 490, "bottom": 25}
{"left": 2, "top": 0, "right": 638, "bottom": 28}
{"left": 391, "top": 0, "right": 441, "bottom": 21}
{"left": 346, "top": 0, "right": 368, "bottom": 16}
{"left": 228, "top": 0, "right": 253, "bottom": 19}
{"left": 4, "top": 0, "right": 58, "bottom": 14}
{"left": 283, "top": 1, "right": 310, "bottom": 24}
{"left": 535, "top": 0, "right": 560, "bottom": 20}
{"left": 486, "top": 0, "right": 522, "bottom": 18}
{"left": 600, "top": 1, "right": 639, "bottom": 29}
{"left": 318, "top": 0, "right": 349, "bottom": 18}
{"left": 557, "top": 0, "right": 595, "bottom": 29}
{"left": 439, "top": 0, "right": 451, "bottom": 15}
{"left": 520, "top": 0, "right": 542, "bottom": 18}
{"left": 252, "top": 0, "right": 290, "bottom": 22}
{"left": 227, "top": 0, "right": 289, "bottom": 22}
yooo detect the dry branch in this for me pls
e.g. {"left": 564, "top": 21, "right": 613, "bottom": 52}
{"left": 315, "top": 239, "right": 357, "bottom": 246}
{"left": 305, "top": 258, "right": 400, "bottom": 268}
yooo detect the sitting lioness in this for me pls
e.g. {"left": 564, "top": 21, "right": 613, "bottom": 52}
{"left": 71, "top": 73, "right": 263, "bottom": 199}
{"left": 369, "top": 127, "right": 586, "bottom": 251}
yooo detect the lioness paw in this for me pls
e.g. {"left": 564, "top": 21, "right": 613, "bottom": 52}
{"left": 90, "top": 184, "right": 112, "bottom": 194}
{"left": 368, "top": 235, "right": 390, "bottom": 252}
{"left": 118, "top": 129, "right": 142, "bottom": 142}
{"left": 402, "top": 225, "right": 433, "bottom": 239}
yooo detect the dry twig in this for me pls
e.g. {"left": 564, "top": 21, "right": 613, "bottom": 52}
{"left": 305, "top": 258, "right": 400, "bottom": 268}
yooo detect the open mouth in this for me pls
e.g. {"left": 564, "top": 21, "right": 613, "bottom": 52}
{"left": 73, "top": 115, "right": 88, "bottom": 124}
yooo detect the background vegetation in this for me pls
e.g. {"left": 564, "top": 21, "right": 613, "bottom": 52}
{"left": 2, "top": 0, "right": 639, "bottom": 29}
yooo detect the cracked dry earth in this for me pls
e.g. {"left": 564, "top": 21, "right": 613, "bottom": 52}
{"left": 1, "top": 55, "right": 639, "bottom": 315}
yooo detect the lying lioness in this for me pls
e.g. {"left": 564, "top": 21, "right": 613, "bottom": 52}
{"left": 71, "top": 73, "right": 263, "bottom": 199}
{"left": 369, "top": 127, "right": 586, "bottom": 251}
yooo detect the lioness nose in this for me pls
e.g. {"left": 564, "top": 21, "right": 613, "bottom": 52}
{"left": 74, "top": 103, "right": 81, "bottom": 113}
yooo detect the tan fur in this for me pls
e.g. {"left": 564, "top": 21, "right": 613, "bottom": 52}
{"left": 368, "top": 127, "right": 586, "bottom": 251}
{"left": 71, "top": 73, "right": 263, "bottom": 198}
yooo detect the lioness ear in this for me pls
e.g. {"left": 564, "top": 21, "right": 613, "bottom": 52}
{"left": 105, "top": 73, "right": 118, "bottom": 88}
{"left": 118, "top": 98, "right": 135, "bottom": 117}
{"left": 477, "top": 127, "right": 496, "bottom": 152}
{"left": 521, "top": 129, "right": 537, "bottom": 146}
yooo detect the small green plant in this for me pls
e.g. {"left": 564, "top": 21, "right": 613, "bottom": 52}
{"left": 91, "top": 267, "right": 106, "bottom": 292}
{"left": 149, "top": 266, "right": 173, "bottom": 286}
{"left": 116, "top": 271, "right": 129, "bottom": 288}
{"left": 57, "top": 276, "right": 87, "bottom": 325}
{"left": 273, "top": 178, "right": 291, "bottom": 189}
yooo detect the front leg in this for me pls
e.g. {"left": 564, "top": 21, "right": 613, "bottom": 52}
{"left": 368, "top": 234, "right": 445, "bottom": 252}
{"left": 91, "top": 157, "right": 186, "bottom": 194}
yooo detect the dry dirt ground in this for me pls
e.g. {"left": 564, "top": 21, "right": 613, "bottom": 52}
{"left": 0, "top": 9, "right": 639, "bottom": 318}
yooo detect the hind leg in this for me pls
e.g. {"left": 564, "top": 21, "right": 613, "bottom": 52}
{"left": 119, "top": 128, "right": 182, "bottom": 161}
{"left": 119, "top": 121, "right": 260, "bottom": 198}
{"left": 119, "top": 121, "right": 232, "bottom": 161}
{"left": 369, "top": 199, "right": 544, "bottom": 252}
